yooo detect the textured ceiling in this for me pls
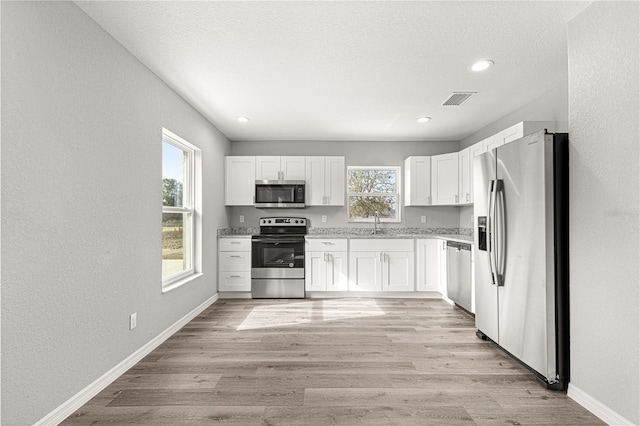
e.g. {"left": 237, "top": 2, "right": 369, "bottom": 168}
{"left": 75, "top": 1, "right": 591, "bottom": 141}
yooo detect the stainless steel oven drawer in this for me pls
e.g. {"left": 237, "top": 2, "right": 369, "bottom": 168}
{"left": 251, "top": 279, "right": 305, "bottom": 299}
{"left": 251, "top": 268, "right": 304, "bottom": 279}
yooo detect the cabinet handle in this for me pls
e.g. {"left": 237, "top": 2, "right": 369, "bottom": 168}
{"left": 230, "top": 241, "right": 241, "bottom": 244}
{"left": 324, "top": 253, "right": 328, "bottom": 262}
{"left": 229, "top": 255, "right": 243, "bottom": 258}
{"left": 455, "top": 194, "right": 459, "bottom": 203}
{"left": 328, "top": 254, "right": 333, "bottom": 262}
{"left": 466, "top": 193, "right": 470, "bottom": 202}
{"left": 380, "top": 252, "right": 383, "bottom": 262}
{"left": 229, "top": 275, "right": 242, "bottom": 278}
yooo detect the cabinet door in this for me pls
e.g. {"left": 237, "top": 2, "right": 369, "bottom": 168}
{"left": 470, "top": 140, "right": 486, "bottom": 159}
{"left": 383, "top": 251, "right": 414, "bottom": 292}
{"left": 458, "top": 148, "right": 471, "bottom": 204}
{"left": 349, "top": 251, "right": 381, "bottom": 291}
{"left": 404, "top": 156, "right": 431, "bottom": 206}
{"left": 225, "top": 156, "right": 256, "bottom": 206}
{"left": 431, "top": 152, "right": 459, "bottom": 205}
{"left": 416, "top": 239, "right": 440, "bottom": 292}
{"left": 485, "top": 134, "right": 504, "bottom": 151}
{"left": 218, "top": 271, "right": 251, "bottom": 292}
{"left": 501, "top": 122, "right": 524, "bottom": 145}
{"left": 326, "top": 251, "right": 348, "bottom": 291}
{"left": 255, "top": 156, "right": 281, "bottom": 180}
{"left": 305, "top": 156, "right": 325, "bottom": 206}
{"left": 305, "top": 251, "right": 326, "bottom": 291}
{"left": 437, "top": 239, "right": 448, "bottom": 296}
{"left": 281, "top": 156, "right": 306, "bottom": 180}
{"left": 325, "top": 156, "right": 345, "bottom": 206}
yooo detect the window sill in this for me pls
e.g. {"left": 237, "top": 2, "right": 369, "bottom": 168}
{"left": 162, "top": 272, "right": 203, "bottom": 294}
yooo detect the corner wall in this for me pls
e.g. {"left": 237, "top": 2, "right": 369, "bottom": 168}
{"left": 567, "top": 2, "right": 639, "bottom": 423}
{"left": 1, "top": 2, "right": 229, "bottom": 424}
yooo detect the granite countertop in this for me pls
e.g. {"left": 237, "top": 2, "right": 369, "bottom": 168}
{"left": 218, "top": 227, "right": 473, "bottom": 244}
{"left": 304, "top": 233, "right": 473, "bottom": 243}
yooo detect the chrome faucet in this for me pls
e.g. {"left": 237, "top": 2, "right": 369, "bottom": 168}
{"left": 373, "top": 211, "right": 381, "bottom": 235}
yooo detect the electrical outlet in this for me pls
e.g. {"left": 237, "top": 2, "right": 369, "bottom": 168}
{"left": 321, "top": 215, "right": 327, "bottom": 223}
{"left": 239, "top": 215, "right": 244, "bottom": 223}
{"left": 421, "top": 215, "right": 426, "bottom": 224}
{"left": 129, "top": 313, "right": 137, "bottom": 330}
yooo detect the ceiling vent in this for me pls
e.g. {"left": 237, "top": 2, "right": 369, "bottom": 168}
{"left": 443, "top": 92, "right": 476, "bottom": 106}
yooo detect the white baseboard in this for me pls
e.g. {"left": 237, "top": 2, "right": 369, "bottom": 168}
{"left": 568, "top": 383, "right": 635, "bottom": 425}
{"left": 35, "top": 294, "right": 219, "bottom": 426}
{"left": 305, "top": 291, "right": 445, "bottom": 299}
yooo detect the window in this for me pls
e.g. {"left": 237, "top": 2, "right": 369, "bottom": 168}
{"left": 347, "top": 166, "right": 401, "bottom": 222}
{"left": 162, "top": 128, "right": 200, "bottom": 290}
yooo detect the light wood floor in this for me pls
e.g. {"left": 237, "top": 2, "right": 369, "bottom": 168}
{"left": 63, "top": 298, "right": 603, "bottom": 425}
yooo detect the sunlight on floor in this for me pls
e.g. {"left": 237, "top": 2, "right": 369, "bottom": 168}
{"left": 236, "top": 299, "right": 386, "bottom": 331}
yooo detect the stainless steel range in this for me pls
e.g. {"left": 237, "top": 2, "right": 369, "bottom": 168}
{"left": 251, "top": 217, "right": 306, "bottom": 298}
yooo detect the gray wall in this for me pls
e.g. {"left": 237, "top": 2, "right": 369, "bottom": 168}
{"left": 1, "top": 2, "right": 230, "bottom": 424}
{"left": 229, "top": 140, "right": 461, "bottom": 229}
{"left": 567, "top": 2, "right": 639, "bottom": 423}
{"left": 459, "top": 81, "right": 569, "bottom": 150}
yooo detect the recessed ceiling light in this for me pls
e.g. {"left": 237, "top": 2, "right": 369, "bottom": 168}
{"left": 471, "top": 60, "right": 494, "bottom": 72}
{"left": 416, "top": 117, "right": 431, "bottom": 123}
{"left": 236, "top": 116, "right": 251, "bottom": 123}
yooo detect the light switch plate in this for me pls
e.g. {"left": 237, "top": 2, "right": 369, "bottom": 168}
{"left": 321, "top": 215, "right": 327, "bottom": 223}
{"left": 421, "top": 215, "right": 426, "bottom": 224}
{"left": 129, "top": 313, "right": 137, "bottom": 330}
{"left": 239, "top": 215, "right": 244, "bottom": 223}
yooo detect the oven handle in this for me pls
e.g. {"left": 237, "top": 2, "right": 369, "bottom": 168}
{"left": 252, "top": 237, "right": 305, "bottom": 244}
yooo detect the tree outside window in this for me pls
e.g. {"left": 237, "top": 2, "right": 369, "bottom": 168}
{"left": 347, "top": 167, "right": 401, "bottom": 222}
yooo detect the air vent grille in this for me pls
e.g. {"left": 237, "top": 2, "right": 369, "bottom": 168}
{"left": 443, "top": 92, "right": 476, "bottom": 106}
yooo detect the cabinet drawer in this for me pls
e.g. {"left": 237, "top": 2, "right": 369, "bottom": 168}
{"left": 219, "top": 238, "right": 251, "bottom": 252}
{"left": 219, "top": 252, "right": 251, "bottom": 270}
{"left": 218, "top": 271, "right": 251, "bottom": 292}
{"left": 349, "top": 239, "right": 414, "bottom": 252}
{"left": 305, "top": 238, "right": 348, "bottom": 252}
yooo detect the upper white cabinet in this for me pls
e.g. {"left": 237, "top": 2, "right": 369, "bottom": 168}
{"left": 404, "top": 156, "right": 431, "bottom": 206}
{"left": 305, "top": 156, "right": 345, "bottom": 206}
{"left": 470, "top": 139, "right": 487, "bottom": 158}
{"left": 431, "top": 152, "right": 459, "bottom": 205}
{"left": 458, "top": 148, "right": 471, "bottom": 205}
{"left": 256, "top": 156, "right": 305, "bottom": 180}
{"left": 225, "top": 156, "right": 256, "bottom": 206}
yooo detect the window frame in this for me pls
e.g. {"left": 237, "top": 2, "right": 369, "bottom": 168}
{"left": 347, "top": 165, "right": 402, "bottom": 223}
{"left": 162, "top": 128, "right": 200, "bottom": 291}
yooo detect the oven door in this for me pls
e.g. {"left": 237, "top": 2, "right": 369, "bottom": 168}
{"left": 251, "top": 237, "right": 305, "bottom": 279}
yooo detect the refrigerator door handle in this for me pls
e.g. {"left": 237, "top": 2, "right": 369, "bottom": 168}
{"left": 487, "top": 180, "right": 497, "bottom": 286}
{"left": 495, "top": 179, "right": 505, "bottom": 286}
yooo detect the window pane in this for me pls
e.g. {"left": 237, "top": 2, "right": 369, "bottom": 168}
{"left": 347, "top": 169, "right": 397, "bottom": 194}
{"left": 162, "top": 141, "right": 187, "bottom": 207}
{"left": 162, "top": 212, "right": 192, "bottom": 278}
{"left": 348, "top": 195, "right": 397, "bottom": 220}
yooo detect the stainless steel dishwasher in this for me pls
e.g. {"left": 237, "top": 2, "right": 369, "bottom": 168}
{"left": 446, "top": 241, "right": 472, "bottom": 312}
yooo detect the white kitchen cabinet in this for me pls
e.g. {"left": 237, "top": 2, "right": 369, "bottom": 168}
{"left": 458, "top": 147, "right": 471, "bottom": 205}
{"left": 305, "top": 239, "right": 348, "bottom": 291}
{"left": 218, "top": 237, "right": 251, "bottom": 292}
{"left": 349, "top": 239, "right": 414, "bottom": 292}
{"left": 305, "top": 156, "right": 345, "bottom": 206}
{"left": 501, "top": 122, "right": 524, "bottom": 145}
{"left": 416, "top": 239, "right": 441, "bottom": 292}
{"left": 485, "top": 133, "right": 504, "bottom": 151}
{"left": 470, "top": 140, "right": 487, "bottom": 158}
{"left": 256, "top": 156, "right": 305, "bottom": 180}
{"left": 404, "top": 156, "right": 431, "bottom": 206}
{"left": 431, "top": 152, "right": 459, "bottom": 205}
{"left": 225, "top": 156, "right": 256, "bottom": 206}
{"left": 437, "top": 239, "right": 448, "bottom": 296}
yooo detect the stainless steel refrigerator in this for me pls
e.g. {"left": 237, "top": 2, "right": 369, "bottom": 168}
{"left": 473, "top": 130, "right": 569, "bottom": 390}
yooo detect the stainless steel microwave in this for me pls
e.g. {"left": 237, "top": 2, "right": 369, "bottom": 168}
{"left": 255, "top": 180, "right": 305, "bottom": 208}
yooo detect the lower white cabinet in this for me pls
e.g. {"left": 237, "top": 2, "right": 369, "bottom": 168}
{"left": 416, "top": 239, "right": 441, "bottom": 292}
{"left": 218, "top": 237, "right": 251, "bottom": 292}
{"left": 305, "top": 239, "right": 348, "bottom": 291}
{"left": 349, "top": 239, "right": 414, "bottom": 292}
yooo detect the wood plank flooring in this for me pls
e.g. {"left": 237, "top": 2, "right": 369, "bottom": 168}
{"left": 62, "top": 298, "right": 603, "bottom": 425}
